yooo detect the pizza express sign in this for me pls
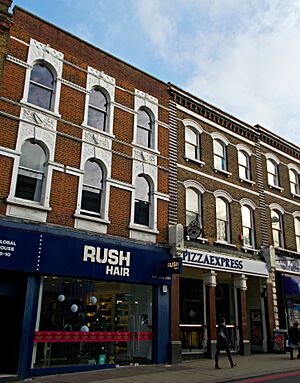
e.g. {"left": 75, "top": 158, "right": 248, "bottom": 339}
{"left": 183, "top": 249, "right": 269, "bottom": 277}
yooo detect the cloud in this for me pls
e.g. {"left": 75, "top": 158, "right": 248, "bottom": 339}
{"left": 133, "top": 0, "right": 300, "bottom": 145}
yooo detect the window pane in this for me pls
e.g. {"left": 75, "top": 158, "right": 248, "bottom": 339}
{"left": 186, "top": 211, "right": 198, "bottom": 226}
{"left": 238, "top": 151, "right": 247, "bottom": 167}
{"left": 267, "top": 159, "right": 276, "bottom": 174}
{"left": 135, "top": 176, "right": 149, "bottom": 201}
{"left": 137, "top": 127, "right": 150, "bottom": 147}
{"left": 273, "top": 230, "right": 280, "bottom": 247}
{"left": 134, "top": 200, "right": 149, "bottom": 225}
{"left": 186, "top": 143, "right": 196, "bottom": 159}
{"left": 15, "top": 174, "right": 42, "bottom": 201}
{"left": 295, "top": 218, "right": 300, "bottom": 236}
{"left": 81, "top": 189, "right": 101, "bottom": 212}
{"left": 242, "top": 206, "right": 251, "bottom": 228}
{"left": 19, "top": 141, "right": 46, "bottom": 171}
{"left": 186, "top": 189, "right": 198, "bottom": 212}
{"left": 88, "top": 107, "right": 106, "bottom": 130}
{"left": 214, "top": 140, "right": 224, "bottom": 156}
{"left": 30, "top": 64, "right": 54, "bottom": 88}
{"left": 89, "top": 89, "right": 107, "bottom": 110}
{"left": 137, "top": 110, "right": 151, "bottom": 130}
{"left": 290, "top": 169, "right": 297, "bottom": 184}
{"left": 186, "top": 128, "right": 197, "bottom": 145}
{"left": 28, "top": 83, "right": 52, "bottom": 110}
{"left": 214, "top": 155, "right": 225, "bottom": 170}
{"left": 239, "top": 165, "right": 247, "bottom": 179}
{"left": 83, "top": 161, "right": 103, "bottom": 188}
{"left": 216, "top": 198, "right": 227, "bottom": 220}
{"left": 243, "top": 227, "right": 251, "bottom": 246}
{"left": 217, "top": 220, "right": 227, "bottom": 241}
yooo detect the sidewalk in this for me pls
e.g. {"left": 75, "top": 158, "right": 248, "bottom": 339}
{"left": 19, "top": 354, "right": 300, "bottom": 383}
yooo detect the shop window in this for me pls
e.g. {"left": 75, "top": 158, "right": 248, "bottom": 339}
{"left": 27, "top": 63, "right": 55, "bottom": 111}
{"left": 134, "top": 175, "right": 151, "bottom": 226}
{"left": 267, "top": 159, "right": 279, "bottom": 187}
{"left": 136, "top": 108, "right": 152, "bottom": 148}
{"left": 241, "top": 205, "right": 255, "bottom": 248}
{"left": 15, "top": 140, "right": 47, "bottom": 202}
{"left": 180, "top": 278, "right": 205, "bottom": 352}
{"left": 271, "top": 209, "right": 284, "bottom": 248}
{"left": 216, "top": 197, "right": 230, "bottom": 242}
{"left": 185, "top": 126, "right": 200, "bottom": 161}
{"left": 290, "top": 169, "right": 300, "bottom": 195}
{"left": 295, "top": 216, "right": 300, "bottom": 252}
{"left": 238, "top": 150, "right": 251, "bottom": 180}
{"left": 214, "top": 139, "right": 227, "bottom": 171}
{"left": 32, "top": 277, "right": 153, "bottom": 368}
{"left": 87, "top": 88, "right": 108, "bottom": 131}
{"left": 81, "top": 159, "right": 103, "bottom": 214}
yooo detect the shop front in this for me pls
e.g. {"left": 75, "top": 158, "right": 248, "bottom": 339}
{"left": 0, "top": 220, "right": 171, "bottom": 379}
{"left": 275, "top": 253, "right": 300, "bottom": 331}
{"left": 178, "top": 248, "right": 269, "bottom": 358}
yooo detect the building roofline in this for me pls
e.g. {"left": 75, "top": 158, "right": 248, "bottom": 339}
{"left": 12, "top": 5, "right": 168, "bottom": 87}
{"left": 169, "top": 82, "right": 258, "bottom": 135}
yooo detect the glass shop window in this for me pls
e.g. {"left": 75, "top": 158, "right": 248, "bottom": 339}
{"left": 180, "top": 278, "right": 205, "bottom": 352}
{"left": 32, "top": 277, "right": 153, "bottom": 368}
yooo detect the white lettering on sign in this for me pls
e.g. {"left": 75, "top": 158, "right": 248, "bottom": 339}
{"left": 0, "top": 239, "right": 16, "bottom": 257}
{"left": 83, "top": 245, "right": 131, "bottom": 277}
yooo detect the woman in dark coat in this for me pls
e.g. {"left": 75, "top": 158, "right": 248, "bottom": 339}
{"left": 289, "top": 322, "right": 300, "bottom": 360}
{"left": 215, "top": 317, "right": 236, "bottom": 369}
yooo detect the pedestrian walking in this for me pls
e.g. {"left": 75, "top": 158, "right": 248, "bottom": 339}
{"left": 215, "top": 317, "right": 236, "bottom": 369}
{"left": 288, "top": 322, "right": 300, "bottom": 360}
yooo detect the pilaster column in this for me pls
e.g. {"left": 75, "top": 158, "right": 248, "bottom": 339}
{"left": 170, "top": 274, "right": 182, "bottom": 363}
{"left": 204, "top": 271, "right": 217, "bottom": 358}
{"left": 264, "top": 270, "right": 277, "bottom": 351}
{"left": 234, "top": 274, "right": 250, "bottom": 355}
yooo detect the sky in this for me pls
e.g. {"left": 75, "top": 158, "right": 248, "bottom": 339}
{"left": 12, "top": 0, "right": 300, "bottom": 147}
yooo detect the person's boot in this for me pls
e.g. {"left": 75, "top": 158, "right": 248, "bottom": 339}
{"left": 229, "top": 354, "right": 236, "bottom": 368}
{"left": 215, "top": 365, "right": 221, "bottom": 369}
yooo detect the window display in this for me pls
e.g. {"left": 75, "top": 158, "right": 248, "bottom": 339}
{"left": 32, "top": 276, "right": 153, "bottom": 368}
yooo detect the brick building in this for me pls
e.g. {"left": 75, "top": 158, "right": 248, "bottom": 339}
{"left": 1, "top": 1, "right": 300, "bottom": 380}
{"left": 0, "top": 1, "right": 172, "bottom": 379}
{"left": 168, "top": 84, "right": 300, "bottom": 363}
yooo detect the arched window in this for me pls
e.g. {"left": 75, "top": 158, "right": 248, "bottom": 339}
{"left": 241, "top": 205, "right": 255, "bottom": 247}
{"left": 81, "top": 160, "right": 103, "bottom": 213}
{"left": 271, "top": 209, "right": 284, "bottom": 248}
{"left": 290, "top": 169, "right": 300, "bottom": 195}
{"left": 134, "top": 175, "right": 150, "bottom": 226}
{"left": 15, "top": 140, "right": 47, "bottom": 202}
{"left": 216, "top": 197, "right": 230, "bottom": 242}
{"left": 27, "top": 63, "right": 55, "bottom": 110}
{"left": 186, "top": 188, "right": 201, "bottom": 226}
{"left": 185, "top": 126, "right": 200, "bottom": 161}
{"left": 238, "top": 150, "right": 251, "bottom": 180}
{"left": 137, "top": 109, "right": 152, "bottom": 148}
{"left": 87, "top": 88, "right": 108, "bottom": 131}
{"left": 295, "top": 217, "right": 300, "bottom": 252}
{"left": 267, "top": 159, "right": 279, "bottom": 187}
{"left": 214, "top": 139, "right": 227, "bottom": 171}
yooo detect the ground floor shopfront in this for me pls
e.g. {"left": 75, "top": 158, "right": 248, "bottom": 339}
{"left": 275, "top": 252, "right": 300, "bottom": 342}
{"left": 0, "top": 219, "right": 171, "bottom": 380}
{"left": 170, "top": 247, "right": 270, "bottom": 363}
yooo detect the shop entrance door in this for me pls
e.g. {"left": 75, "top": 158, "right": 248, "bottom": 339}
{"left": 0, "top": 274, "right": 26, "bottom": 375}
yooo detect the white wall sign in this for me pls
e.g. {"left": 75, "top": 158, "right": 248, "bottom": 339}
{"left": 183, "top": 249, "right": 269, "bottom": 277}
{"left": 275, "top": 254, "right": 300, "bottom": 274}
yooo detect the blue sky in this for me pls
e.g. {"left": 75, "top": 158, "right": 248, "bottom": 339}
{"left": 12, "top": 0, "right": 300, "bottom": 146}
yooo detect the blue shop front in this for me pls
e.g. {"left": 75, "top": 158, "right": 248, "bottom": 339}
{"left": 0, "top": 220, "right": 171, "bottom": 379}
